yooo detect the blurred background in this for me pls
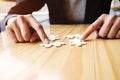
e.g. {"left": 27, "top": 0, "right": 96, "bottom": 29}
{"left": 0, "top": 0, "right": 49, "bottom": 25}
{"left": 0, "top": 0, "right": 50, "bottom": 32}
{"left": 0, "top": 0, "right": 119, "bottom": 25}
{"left": 0, "top": 0, "right": 16, "bottom": 20}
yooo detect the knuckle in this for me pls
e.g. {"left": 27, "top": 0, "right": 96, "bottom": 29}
{"left": 18, "top": 39, "right": 24, "bottom": 43}
{"left": 14, "top": 40, "right": 18, "bottom": 43}
{"left": 17, "top": 15, "right": 24, "bottom": 20}
{"left": 117, "top": 17, "right": 120, "bottom": 22}
{"left": 12, "top": 19, "right": 17, "bottom": 23}
{"left": 35, "top": 24, "right": 42, "bottom": 30}
{"left": 98, "top": 14, "right": 107, "bottom": 21}
{"left": 17, "top": 15, "right": 27, "bottom": 25}
{"left": 115, "top": 36, "right": 120, "bottom": 39}
{"left": 112, "top": 25, "right": 118, "bottom": 31}
{"left": 98, "top": 32, "right": 106, "bottom": 38}
{"left": 23, "top": 32, "right": 30, "bottom": 41}
{"left": 26, "top": 14, "right": 33, "bottom": 17}
{"left": 110, "top": 14, "right": 117, "bottom": 18}
{"left": 101, "top": 14, "right": 107, "bottom": 18}
{"left": 107, "top": 35, "right": 114, "bottom": 39}
{"left": 35, "top": 25, "right": 40, "bottom": 29}
{"left": 91, "top": 24, "right": 97, "bottom": 30}
{"left": 19, "top": 37, "right": 24, "bottom": 42}
{"left": 109, "top": 15, "right": 117, "bottom": 20}
{"left": 115, "top": 35, "right": 120, "bottom": 39}
{"left": 6, "top": 25, "right": 11, "bottom": 30}
{"left": 7, "top": 17, "right": 17, "bottom": 26}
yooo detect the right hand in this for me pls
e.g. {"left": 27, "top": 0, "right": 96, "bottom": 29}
{"left": 6, "top": 14, "right": 49, "bottom": 43}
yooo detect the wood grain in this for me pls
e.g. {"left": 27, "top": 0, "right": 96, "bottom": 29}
{"left": 0, "top": 25, "right": 119, "bottom": 80}
{"left": 94, "top": 39, "right": 120, "bottom": 80}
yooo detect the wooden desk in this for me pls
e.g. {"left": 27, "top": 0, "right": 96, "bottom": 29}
{"left": 0, "top": 25, "right": 120, "bottom": 80}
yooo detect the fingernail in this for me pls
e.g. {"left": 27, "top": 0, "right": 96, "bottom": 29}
{"left": 30, "top": 39, "right": 33, "bottom": 42}
{"left": 44, "top": 38, "right": 49, "bottom": 44}
{"left": 30, "top": 37, "right": 34, "bottom": 42}
{"left": 79, "top": 34, "right": 84, "bottom": 40}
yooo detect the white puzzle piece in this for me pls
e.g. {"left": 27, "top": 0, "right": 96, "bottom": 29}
{"left": 69, "top": 38, "right": 87, "bottom": 47}
{"left": 48, "top": 35, "right": 60, "bottom": 41}
{"left": 74, "top": 34, "right": 82, "bottom": 39}
{"left": 41, "top": 34, "right": 86, "bottom": 48}
{"left": 41, "top": 43, "right": 52, "bottom": 48}
{"left": 52, "top": 41, "right": 65, "bottom": 47}
{"left": 41, "top": 41, "right": 65, "bottom": 48}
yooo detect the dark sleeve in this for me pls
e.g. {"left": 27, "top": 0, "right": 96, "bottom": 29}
{"left": 8, "top": 0, "right": 45, "bottom": 14}
{"left": 84, "top": 0, "right": 111, "bottom": 23}
{"left": 2, "top": 0, "right": 45, "bottom": 27}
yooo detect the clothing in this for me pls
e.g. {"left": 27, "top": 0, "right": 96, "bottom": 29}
{"left": 4, "top": 0, "right": 112, "bottom": 25}
{"left": 64, "top": 0, "right": 87, "bottom": 23}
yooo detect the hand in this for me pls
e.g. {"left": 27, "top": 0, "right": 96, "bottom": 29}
{"left": 80, "top": 14, "right": 120, "bottom": 40}
{"left": 6, "top": 14, "right": 49, "bottom": 43}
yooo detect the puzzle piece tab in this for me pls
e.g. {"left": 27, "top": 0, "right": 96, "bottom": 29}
{"left": 74, "top": 34, "right": 82, "bottom": 39}
{"left": 69, "top": 38, "right": 87, "bottom": 47}
{"left": 52, "top": 41, "right": 65, "bottom": 47}
{"left": 41, "top": 34, "right": 86, "bottom": 48}
{"left": 41, "top": 43, "right": 52, "bottom": 48}
{"left": 41, "top": 41, "right": 65, "bottom": 48}
{"left": 48, "top": 35, "right": 60, "bottom": 41}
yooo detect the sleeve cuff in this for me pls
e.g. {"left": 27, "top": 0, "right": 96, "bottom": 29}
{"left": 3, "top": 14, "right": 18, "bottom": 25}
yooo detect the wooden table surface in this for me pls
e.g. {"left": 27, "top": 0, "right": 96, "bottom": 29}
{"left": 0, "top": 25, "right": 120, "bottom": 80}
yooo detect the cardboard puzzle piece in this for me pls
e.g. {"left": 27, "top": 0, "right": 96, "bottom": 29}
{"left": 69, "top": 38, "right": 87, "bottom": 47}
{"left": 64, "top": 34, "right": 74, "bottom": 39}
{"left": 41, "top": 41, "right": 65, "bottom": 48}
{"left": 51, "top": 41, "right": 65, "bottom": 47}
{"left": 41, "top": 34, "right": 86, "bottom": 48}
{"left": 48, "top": 35, "right": 60, "bottom": 41}
{"left": 41, "top": 43, "right": 53, "bottom": 48}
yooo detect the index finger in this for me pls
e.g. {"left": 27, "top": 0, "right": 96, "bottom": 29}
{"left": 26, "top": 14, "right": 49, "bottom": 43}
{"left": 80, "top": 16, "right": 104, "bottom": 40}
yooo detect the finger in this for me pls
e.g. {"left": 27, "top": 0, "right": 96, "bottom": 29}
{"left": 17, "top": 15, "right": 31, "bottom": 41}
{"left": 80, "top": 14, "right": 104, "bottom": 40}
{"left": 108, "top": 17, "right": 120, "bottom": 38}
{"left": 6, "top": 25, "right": 18, "bottom": 42}
{"left": 99, "top": 15, "right": 117, "bottom": 38}
{"left": 26, "top": 14, "right": 49, "bottom": 43}
{"left": 30, "top": 32, "right": 39, "bottom": 42}
{"left": 115, "top": 30, "right": 120, "bottom": 39}
{"left": 12, "top": 21, "right": 24, "bottom": 42}
{"left": 94, "top": 30, "right": 99, "bottom": 39}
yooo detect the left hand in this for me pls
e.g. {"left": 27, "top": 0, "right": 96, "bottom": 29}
{"left": 80, "top": 14, "right": 120, "bottom": 40}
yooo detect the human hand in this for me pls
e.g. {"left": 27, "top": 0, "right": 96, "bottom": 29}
{"left": 6, "top": 14, "right": 49, "bottom": 43}
{"left": 80, "top": 14, "right": 120, "bottom": 40}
